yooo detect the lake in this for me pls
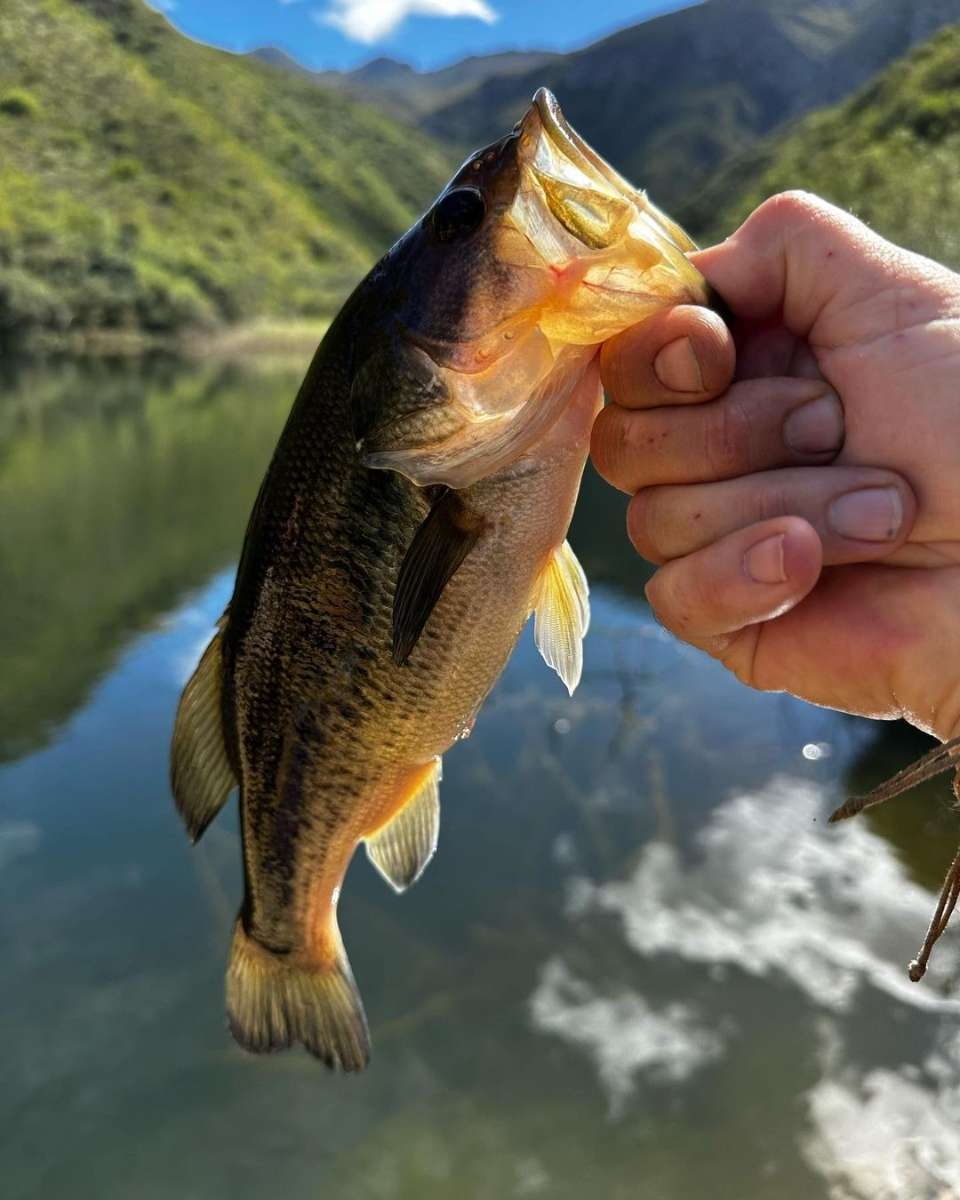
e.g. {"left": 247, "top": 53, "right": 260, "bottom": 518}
{"left": 3, "top": 356, "right": 960, "bottom": 1199}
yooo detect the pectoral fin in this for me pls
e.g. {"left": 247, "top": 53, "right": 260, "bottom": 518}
{"left": 170, "top": 626, "right": 237, "bottom": 842}
{"left": 533, "top": 540, "right": 590, "bottom": 696}
{"left": 365, "top": 758, "right": 441, "bottom": 893}
{"left": 393, "top": 489, "right": 485, "bottom": 665}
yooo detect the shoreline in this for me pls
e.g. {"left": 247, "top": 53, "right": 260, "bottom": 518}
{"left": 2, "top": 318, "right": 331, "bottom": 363}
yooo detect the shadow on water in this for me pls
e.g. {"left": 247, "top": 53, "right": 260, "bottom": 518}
{"left": 0, "top": 356, "right": 302, "bottom": 762}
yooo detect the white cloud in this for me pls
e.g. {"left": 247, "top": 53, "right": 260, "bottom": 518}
{"left": 319, "top": 0, "right": 499, "bottom": 44}
{"left": 0, "top": 822, "right": 40, "bottom": 872}
{"left": 565, "top": 777, "right": 960, "bottom": 1014}
{"left": 803, "top": 1026, "right": 960, "bottom": 1198}
{"left": 530, "top": 958, "right": 726, "bottom": 1116}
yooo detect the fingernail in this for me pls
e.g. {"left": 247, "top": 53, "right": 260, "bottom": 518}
{"left": 743, "top": 534, "right": 786, "bottom": 584}
{"left": 654, "top": 336, "right": 704, "bottom": 393}
{"left": 782, "top": 391, "right": 844, "bottom": 455}
{"left": 828, "top": 487, "right": 903, "bottom": 542}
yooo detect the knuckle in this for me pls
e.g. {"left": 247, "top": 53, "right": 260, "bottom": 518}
{"left": 599, "top": 338, "right": 627, "bottom": 401}
{"left": 592, "top": 407, "right": 641, "bottom": 491}
{"left": 589, "top": 406, "right": 619, "bottom": 479}
{"left": 626, "top": 489, "right": 668, "bottom": 564}
{"left": 755, "top": 480, "right": 790, "bottom": 524}
{"left": 649, "top": 561, "right": 713, "bottom": 642}
{"left": 716, "top": 630, "right": 765, "bottom": 691}
{"left": 704, "top": 394, "right": 751, "bottom": 479}
{"left": 761, "top": 189, "right": 827, "bottom": 228}
{"left": 644, "top": 570, "right": 688, "bottom": 636}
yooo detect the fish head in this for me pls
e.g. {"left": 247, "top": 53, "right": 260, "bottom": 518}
{"left": 354, "top": 88, "right": 710, "bottom": 488}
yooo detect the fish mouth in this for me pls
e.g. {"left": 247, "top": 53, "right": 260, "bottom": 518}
{"left": 525, "top": 88, "right": 634, "bottom": 201}
{"left": 367, "top": 90, "right": 709, "bottom": 488}
{"left": 515, "top": 88, "right": 698, "bottom": 257}
{"left": 511, "top": 89, "right": 634, "bottom": 252}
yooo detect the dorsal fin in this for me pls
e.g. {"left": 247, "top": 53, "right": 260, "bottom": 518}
{"left": 392, "top": 490, "right": 484, "bottom": 665}
{"left": 533, "top": 540, "right": 590, "bottom": 696}
{"left": 364, "top": 759, "right": 441, "bottom": 893}
{"left": 170, "top": 627, "right": 236, "bottom": 842}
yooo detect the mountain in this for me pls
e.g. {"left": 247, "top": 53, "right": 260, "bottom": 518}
{"left": 414, "top": 0, "right": 960, "bottom": 212}
{"left": 677, "top": 24, "right": 960, "bottom": 269}
{"left": 269, "top": 49, "right": 561, "bottom": 125}
{"left": 0, "top": 0, "right": 452, "bottom": 348}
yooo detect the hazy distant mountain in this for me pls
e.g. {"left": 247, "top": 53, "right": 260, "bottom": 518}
{"left": 254, "top": 47, "right": 561, "bottom": 123}
{"left": 413, "top": 0, "right": 960, "bottom": 209}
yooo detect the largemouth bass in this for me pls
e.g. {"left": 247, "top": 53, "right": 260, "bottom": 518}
{"left": 171, "top": 89, "right": 710, "bottom": 1070}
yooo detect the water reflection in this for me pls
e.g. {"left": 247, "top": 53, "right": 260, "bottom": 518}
{"left": 0, "top": 358, "right": 302, "bottom": 761}
{"left": 2, "top": 360, "right": 959, "bottom": 1199}
{"left": 844, "top": 721, "right": 958, "bottom": 896}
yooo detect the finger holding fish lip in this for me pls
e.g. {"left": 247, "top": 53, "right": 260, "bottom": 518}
{"left": 591, "top": 377, "right": 845, "bottom": 494}
{"left": 627, "top": 465, "right": 916, "bottom": 567}
{"left": 599, "top": 303, "right": 735, "bottom": 409}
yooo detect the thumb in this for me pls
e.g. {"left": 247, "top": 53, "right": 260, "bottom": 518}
{"left": 690, "top": 191, "right": 954, "bottom": 344}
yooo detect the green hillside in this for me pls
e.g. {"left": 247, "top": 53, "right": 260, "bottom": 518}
{"left": 679, "top": 24, "right": 960, "bottom": 269}
{"left": 0, "top": 0, "right": 451, "bottom": 349}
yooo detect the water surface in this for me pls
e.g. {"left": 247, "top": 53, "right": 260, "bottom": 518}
{"left": 2, "top": 359, "right": 960, "bottom": 1199}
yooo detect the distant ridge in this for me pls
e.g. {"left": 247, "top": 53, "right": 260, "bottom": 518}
{"left": 253, "top": 47, "right": 561, "bottom": 123}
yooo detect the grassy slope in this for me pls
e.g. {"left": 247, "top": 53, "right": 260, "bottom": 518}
{"left": 0, "top": 0, "right": 451, "bottom": 345}
{"left": 678, "top": 24, "right": 960, "bottom": 269}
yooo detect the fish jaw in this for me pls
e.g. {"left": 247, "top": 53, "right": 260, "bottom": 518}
{"left": 363, "top": 342, "right": 598, "bottom": 489}
{"left": 361, "top": 89, "right": 709, "bottom": 489}
{"left": 508, "top": 88, "right": 710, "bottom": 344}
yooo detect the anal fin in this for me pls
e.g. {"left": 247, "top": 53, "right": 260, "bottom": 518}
{"left": 533, "top": 539, "right": 590, "bottom": 696}
{"left": 365, "top": 758, "right": 441, "bottom": 893}
{"left": 170, "top": 626, "right": 236, "bottom": 842}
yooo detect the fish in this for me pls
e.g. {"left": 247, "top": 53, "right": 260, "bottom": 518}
{"left": 170, "top": 88, "right": 711, "bottom": 1070}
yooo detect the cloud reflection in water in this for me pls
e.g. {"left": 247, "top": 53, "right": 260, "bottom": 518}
{"left": 530, "top": 776, "right": 960, "bottom": 1195}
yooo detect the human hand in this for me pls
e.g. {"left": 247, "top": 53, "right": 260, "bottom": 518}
{"left": 591, "top": 191, "right": 960, "bottom": 743}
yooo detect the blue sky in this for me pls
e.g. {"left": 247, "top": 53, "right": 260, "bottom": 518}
{"left": 144, "top": 0, "right": 696, "bottom": 72}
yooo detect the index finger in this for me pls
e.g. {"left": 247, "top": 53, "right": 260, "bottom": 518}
{"left": 600, "top": 303, "right": 734, "bottom": 410}
{"left": 690, "top": 191, "right": 954, "bottom": 342}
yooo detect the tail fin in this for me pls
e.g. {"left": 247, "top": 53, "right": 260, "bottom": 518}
{"left": 225, "top": 918, "right": 371, "bottom": 1071}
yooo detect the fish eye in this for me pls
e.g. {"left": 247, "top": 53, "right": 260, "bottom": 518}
{"left": 431, "top": 187, "right": 486, "bottom": 243}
